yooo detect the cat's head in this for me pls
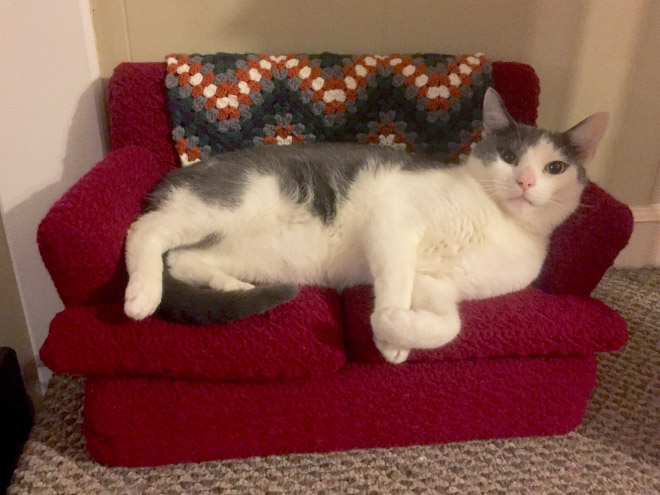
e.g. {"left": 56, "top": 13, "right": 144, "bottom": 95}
{"left": 467, "top": 87, "right": 608, "bottom": 232}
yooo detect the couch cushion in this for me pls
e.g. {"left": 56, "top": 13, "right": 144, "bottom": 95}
{"left": 164, "top": 52, "right": 493, "bottom": 165}
{"left": 343, "top": 286, "right": 627, "bottom": 363}
{"left": 40, "top": 287, "right": 345, "bottom": 381}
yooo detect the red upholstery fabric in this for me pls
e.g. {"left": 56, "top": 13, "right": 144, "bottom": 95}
{"left": 85, "top": 357, "right": 597, "bottom": 466}
{"left": 106, "top": 63, "right": 178, "bottom": 165}
{"left": 40, "top": 287, "right": 345, "bottom": 380}
{"left": 342, "top": 286, "right": 627, "bottom": 364}
{"left": 37, "top": 146, "right": 171, "bottom": 306}
{"left": 40, "top": 283, "right": 626, "bottom": 377}
{"left": 536, "top": 182, "right": 634, "bottom": 296}
{"left": 491, "top": 61, "right": 540, "bottom": 125}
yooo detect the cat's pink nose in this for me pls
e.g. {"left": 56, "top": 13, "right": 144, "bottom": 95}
{"left": 517, "top": 169, "right": 536, "bottom": 192}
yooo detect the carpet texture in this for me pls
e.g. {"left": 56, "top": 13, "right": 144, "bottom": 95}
{"left": 8, "top": 268, "right": 659, "bottom": 494}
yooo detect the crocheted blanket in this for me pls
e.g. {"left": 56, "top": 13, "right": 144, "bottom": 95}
{"left": 164, "top": 52, "right": 492, "bottom": 165}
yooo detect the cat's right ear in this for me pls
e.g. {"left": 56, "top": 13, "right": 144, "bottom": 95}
{"left": 482, "top": 88, "right": 515, "bottom": 136}
{"left": 563, "top": 112, "right": 609, "bottom": 164}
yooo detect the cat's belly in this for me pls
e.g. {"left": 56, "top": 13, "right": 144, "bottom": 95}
{"left": 218, "top": 223, "right": 328, "bottom": 285}
{"left": 323, "top": 228, "right": 372, "bottom": 289}
{"left": 214, "top": 213, "right": 369, "bottom": 289}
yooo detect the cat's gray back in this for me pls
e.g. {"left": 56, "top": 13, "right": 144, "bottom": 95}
{"left": 149, "top": 143, "right": 453, "bottom": 223}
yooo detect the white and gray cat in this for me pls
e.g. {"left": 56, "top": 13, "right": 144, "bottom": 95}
{"left": 124, "top": 88, "right": 608, "bottom": 363}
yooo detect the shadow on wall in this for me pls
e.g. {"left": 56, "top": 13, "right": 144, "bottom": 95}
{"left": 602, "top": 0, "right": 660, "bottom": 205}
{"left": 0, "top": 213, "right": 40, "bottom": 405}
{"left": 3, "top": 83, "right": 107, "bottom": 387}
{"left": 518, "top": 0, "right": 589, "bottom": 130}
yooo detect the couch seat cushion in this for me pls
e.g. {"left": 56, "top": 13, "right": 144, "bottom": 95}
{"left": 343, "top": 286, "right": 627, "bottom": 363}
{"left": 40, "top": 287, "right": 345, "bottom": 381}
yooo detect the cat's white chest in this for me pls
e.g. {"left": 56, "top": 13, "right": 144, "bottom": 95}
{"left": 417, "top": 204, "right": 547, "bottom": 300}
{"left": 456, "top": 224, "right": 546, "bottom": 299}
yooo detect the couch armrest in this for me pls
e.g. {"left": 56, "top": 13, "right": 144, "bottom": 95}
{"left": 534, "top": 182, "right": 634, "bottom": 296}
{"left": 492, "top": 61, "right": 540, "bottom": 126}
{"left": 38, "top": 146, "right": 172, "bottom": 306}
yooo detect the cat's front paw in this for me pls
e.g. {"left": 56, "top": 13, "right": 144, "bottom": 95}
{"left": 124, "top": 278, "right": 162, "bottom": 320}
{"left": 371, "top": 306, "right": 459, "bottom": 350}
{"left": 370, "top": 307, "right": 416, "bottom": 360}
{"left": 374, "top": 338, "right": 410, "bottom": 364}
{"left": 370, "top": 307, "right": 414, "bottom": 343}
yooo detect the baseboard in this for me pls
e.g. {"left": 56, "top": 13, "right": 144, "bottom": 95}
{"left": 614, "top": 204, "right": 660, "bottom": 267}
{"left": 630, "top": 204, "right": 660, "bottom": 223}
{"left": 37, "top": 364, "right": 52, "bottom": 397}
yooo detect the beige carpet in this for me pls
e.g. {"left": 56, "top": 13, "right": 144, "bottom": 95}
{"left": 8, "top": 268, "right": 660, "bottom": 495}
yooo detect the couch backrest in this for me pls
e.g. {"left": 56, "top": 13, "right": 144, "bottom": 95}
{"left": 107, "top": 61, "right": 540, "bottom": 167}
{"left": 107, "top": 63, "right": 180, "bottom": 173}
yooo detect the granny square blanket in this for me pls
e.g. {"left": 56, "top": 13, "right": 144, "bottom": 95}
{"left": 165, "top": 52, "right": 492, "bottom": 165}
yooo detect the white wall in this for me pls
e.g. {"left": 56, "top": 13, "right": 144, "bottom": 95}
{"left": 0, "top": 0, "right": 107, "bottom": 392}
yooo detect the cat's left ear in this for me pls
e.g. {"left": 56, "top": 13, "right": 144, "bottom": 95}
{"left": 564, "top": 112, "right": 609, "bottom": 164}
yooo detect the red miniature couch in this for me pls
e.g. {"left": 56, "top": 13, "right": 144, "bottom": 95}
{"left": 38, "top": 60, "right": 633, "bottom": 467}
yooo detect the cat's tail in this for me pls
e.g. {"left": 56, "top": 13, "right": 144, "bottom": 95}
{"left": 157, "top": 270, "right": 299, "bottom": 325}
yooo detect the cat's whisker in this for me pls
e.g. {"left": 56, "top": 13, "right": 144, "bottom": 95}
{"left": 479, "top": 184, "right": 505, "bottom": 193}
{"left": 481, "top": 188, "right": 503, "bottom": 199}
{"left": 483, "top": 190, "right": 503, "bottom": 202}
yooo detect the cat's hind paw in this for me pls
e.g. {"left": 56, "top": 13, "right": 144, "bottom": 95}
{"left": 124, "top": 278, "right": 162, "bottom": 320}
{"left": 209, "top": 276, "right": 254, "bottom": 292}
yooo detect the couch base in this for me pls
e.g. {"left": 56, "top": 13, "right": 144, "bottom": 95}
{"left": 84, "top": 356, "right": 597, "bottom": 467}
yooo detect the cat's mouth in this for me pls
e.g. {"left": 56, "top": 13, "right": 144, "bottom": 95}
{"left": 508, "top": 194, "right": 534, "bottom": 206}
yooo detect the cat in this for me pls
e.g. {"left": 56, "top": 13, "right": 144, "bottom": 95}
{"left": 124, "top": 88, "right": 608, "bottom": 363}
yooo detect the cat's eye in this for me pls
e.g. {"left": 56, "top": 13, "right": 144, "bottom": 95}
{"left": 545, "top": 161, "right": 567, "bottom": 175}
{"left": 498, "top": 148, "right": 517, "bottom": 164}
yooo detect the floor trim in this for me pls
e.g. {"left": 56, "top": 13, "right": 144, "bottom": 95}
{"left": 614, "top": 204, "right": 660, "bottom": 267}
